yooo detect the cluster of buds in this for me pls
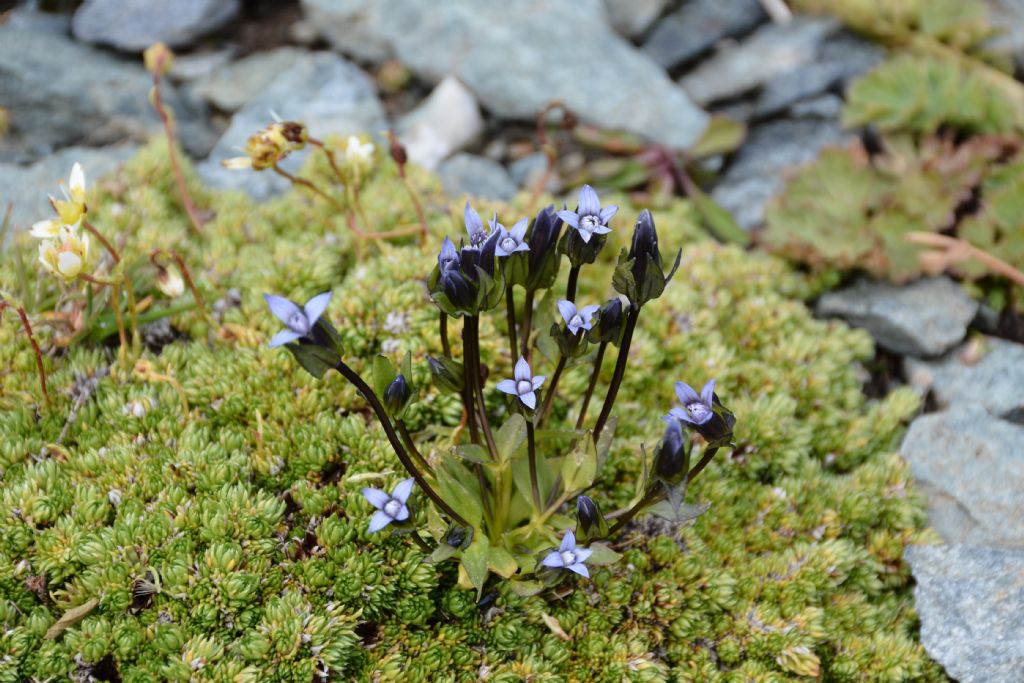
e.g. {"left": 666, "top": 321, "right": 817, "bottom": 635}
{"left": 31, "top": 163, "right": 93, "bottom": 282}
{"left": 269, "top": 183, "right": 738, "bottom": 594}
{"left": 224, "top": 121, "right": 310, "bottom": 171}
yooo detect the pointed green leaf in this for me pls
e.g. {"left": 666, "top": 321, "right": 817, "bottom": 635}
{"left": 495, "top": 414, "right": 527, "bottom": 463}
{"left": 461, "top": 535, "right": 490, "bottom": 593}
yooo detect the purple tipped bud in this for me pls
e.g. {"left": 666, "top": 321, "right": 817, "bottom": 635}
{"left": 383, "top": 373, "right": 413, "bottom": 415}
{"left": 653, "top": 419, "right": 691, "bottom": 486}
{"left": 576, "top": 495, "right": 609, "bottom": 542}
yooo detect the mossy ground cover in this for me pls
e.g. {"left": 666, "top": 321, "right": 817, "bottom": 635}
{"left": 0, "top": 143, "right": 944, "bottom": 681}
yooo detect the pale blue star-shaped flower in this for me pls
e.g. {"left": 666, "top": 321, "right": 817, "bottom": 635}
{"left": 361, "top": 478, "right": 414, "bottom": 532}
{"left": 557, "top": 185, "right": 617, "bottom": 243}
{"left": 556, "top": 300, "right": 600, "bottom": 336}
{"left": 541, "top": 530, "right": 592, "bottom": 577}
{"left": 496, "top": 356, "right": 545, "bottom": 410}
{"left": 464, "top": 201, "right": 487, "bottom": 247}
{"left": 264, "top": 291, "right": 332, "bottom": 347}
{"left": 668, "top": 379, "right": 716, "bottom": 426}
{"left": 495, "top": 218, "right": 530, "bottom": 257}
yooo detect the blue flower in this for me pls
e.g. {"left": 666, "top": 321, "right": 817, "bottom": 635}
{"left": 669, "top": 379, "right": 716, "bottom": 426}
{"left": 464, "top": 201, "right": 487, "bottom": 247}
{"left": 495, "top": 218, "right": 530, "bottom": 257}
{"left": 556, "top": 300, "right": 600, "bottom": 336}
{"left": 264, "top": 291, "right": 332, "bottom": 347}
{"left": 438, "top": 236, "right": 460, "bottom": 272}
{"left": 361, "top": 478, "right": 414, "bottom": 532}
{"left": 557, "top": 185, "right": 617, "bottom": 243}
{"left": 496, "top": 356, "right": 545, "bottom": 410}
{"left": 541, "top": 530, "right": 592, "bottom": 577}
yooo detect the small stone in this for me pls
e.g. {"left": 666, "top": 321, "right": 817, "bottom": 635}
{"left": 0, "top": 145, "right": 138, "bottom": 233}
{"left": 906, "top": 544, "right": 1024, "bottom": 683}
{"left": 509, "top": 152, "right": 556, "bottom": 191}
{"left": 711, "top": 117, "right": 849, "bottom": 229}
{"left": 397, "top": 77, "right": 484, "bottom": 171}
{"left": 300, "top": 0, "right": 395, "bottom": 62}
{"left": 905, "top": 337, "right": 1024, "bottom": 419}
{"left": 190, "top": 47, "right": 308, "bottom": 112}
{"left": 168, "top": 47, "right": 238, "bottom": 83}
{"left": 72, "top": 0, "right": 240, "bottom": 51}
{"left": 679, "top": 17, "right": 838, "bottom": 105}
{"left": 643, "top": 0, "right": 766, "bottom": 70}
{"left": 901, "top": 406, "right": 1024, "bottom": 548}
{"left": 438, "top": 153, "right": 517, "bottom": 201}
{"left": 815, "top": 277, "right": 978, "bottom": 357}
{"left": 197, "top": 52, "right": 387, "bottom": 199}
{"left": 602, "top": 0, "right": 668, "bottom": 39}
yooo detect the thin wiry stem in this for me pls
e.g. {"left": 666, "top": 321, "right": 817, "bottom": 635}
{"left": 565, "top": 265, "right": 580, "bottom": 303}
{"left": 439, "top": 311, "right": 451, "bottom": 358}
{"left": 526, "top": 416, "right": 541, "bottom": 510}
{"left": 505, "top": 285, "right": 518, "bottom": 364}
{"left": 593, "top": 305, "right": 640, "bottom": 441}
{"left": 576, "top": 340, "right": 607, "bottom": 430}
{"left": 538, "top": 354, "right": 567, "bottom": 427}
{"left": 150, "top": 58, "right": 204, "bottom": 236}
{"left": 0, "top": 302, "right": 50, "bottom": 406}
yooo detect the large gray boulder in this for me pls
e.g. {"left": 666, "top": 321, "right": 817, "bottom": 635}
{"left": 299, "top": 0, "right": 709, "bottom": 149}
{"left": 197, "top": 52, "right": 387, "bottom": 199}
{"left": 901, "top": 406, "right": 1024, "bottom": 548}
{"left": 72, "top": 0, "right": 239, "bottom": 51}
{"left": 906, "top": 544, "right": 1024, "bottom": 683}
{"left": 815, "top": 277, "right": 979, "bottom": 357}
{"left": 643, "top": 0, "right": 766, "bottom": 70}
{"left": 0, "top": 20, "right": 213, "bottom": 163}
{"left": 905, "top": 337, "right": 1024, "bottom": 420}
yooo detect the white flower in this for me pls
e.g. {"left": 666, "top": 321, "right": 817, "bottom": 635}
{"left": 38, "top": 225, "right": 91, "bottom": 282}
{"left": 344, "top": 135, "right": 374, "bottom": 163}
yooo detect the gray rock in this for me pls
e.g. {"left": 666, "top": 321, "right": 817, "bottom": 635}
{"left": 815, "top": 277, "right": 978, "bottom": 357}
{"left": 0, "top": 22, "right": 214, "bottom": 163}
{"left": 300, "top": 0, "right": 396, "bottom": 63}
{"left": 603, "top": 0, "right": 668, "bottom": 39}
{"left": 905, "top": 544, "right": 1024, "bottom": 683}
{"left": 905, "top": 337, "right": 1024, "bottom": 420}
{"left": 0, "top": 145, "right": 138, "bottom": 235}
{"left": 679, "top": 17, "right": 839, "bottom": 106}
{"left": 711, "top": 117, "right": 849, "bottom": 229}
{"left": 788, "top": 93, "right": 844, "bottom": 119}
{"left": 397, "top": 77, "right": 484, "bottom": 171}
{"left": 72, "top": 0, "right": 239, "bottom": 51}
{"left": 643, "top": 0, "right": 766, "bottom": 70}
{"left": 987, "top": 0, "right": 1024, "bottom": 69}
{"left": 2, "top": 6, "right": 73, "bottom": 35}
{"left": 190, "top": 48, "right": 308, "bottom": 112}
{"left": 438, "top": 154, "right": 517, "bottom": 201}
{"left": 753, "top": 31, "right": 884, "bottom": 119}
{"left": 901, "top": 407, "right": 1024, "bottom": 548}
{"left": 299, "top": 0, "right": 709, "bottom": 149}
{"left": 509, "top": 152, "right": 551, "bottom": 190}
{"left": 197, "top": 52, "right": 387, "bottom": 199}
{"left": 169, "top": 47, "right": 238, "bottom": 83}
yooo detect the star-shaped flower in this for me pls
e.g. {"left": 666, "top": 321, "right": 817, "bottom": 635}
{"left": 557, "top": 185, "right": 617, "bottom": 243}
{"left": 264, "top": 291, "right": 332, "bottom": 347}
{"left": 38, "top": 224, "right": 91, "bottom": 282}
{"left": 361, "top": 478, "right": 414, "bottom": 532}
{"left": 541, "top": 530, "right": 592, "bottom": 577}
{"left": 495, "top": 218, "right": 530, "bottom": 257}
{"left": 556, "top": 300, "right": 600, "bottom": 336}
{"left": 669, "top": 379, "right": 716, "bottom": 426}
{"left": 496, "top": 357, "right": 545, "bottom": 410}
{"left": 464, "top": 201, "right": 487, "bottom": 247}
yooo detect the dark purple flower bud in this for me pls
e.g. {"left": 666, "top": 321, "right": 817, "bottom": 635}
{"left": 628, "top": 209, "right": 660, "bottom": 285}
{"left": 478, "top": 227, "right": 500, "bottom": 279}
{"left": 652, "top": 419, "right": 691, "bottom": 486}
{"left": 383, "top": 373, "right": 413, "bottom": 415}
{"left": 440, "top": 266, "right": 475, "bottom": 308}
{"left": 528, "top": 206, "right": 562, "bottom": 270}
{"left": 427, "top": 356, "right": 465, "bottom": 393}
{"left": 576, "top": 495, "right": 609, "bottom": 542}
{"left": 613, "top": 210, "right": 680, "bottom": 307}
{"left": 587, "top": 297, "right": 624, "bottom": 344}
{"left": 668, "top": 379, "right": 736, "bottom": 447}
{"left": 438, "top": 236, "right": 460, "bottom": 272}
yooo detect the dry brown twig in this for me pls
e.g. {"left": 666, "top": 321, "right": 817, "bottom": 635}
{"left": 906, "top": 231, "right": 1024, "bottom": 288}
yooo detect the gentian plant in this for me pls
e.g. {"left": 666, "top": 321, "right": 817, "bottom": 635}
{"left": 269, "top": 186, "right": 737, "bottom": 596}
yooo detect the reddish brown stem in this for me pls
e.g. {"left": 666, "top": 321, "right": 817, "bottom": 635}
{"left": 151, "top": 249, "right": 211, "bottom": 322}
{"left": 83, "top": 220, "right": 121, "bottom": 264}
{"left": 151, "top": 59, "right": 204, "bottom": 236}
{"left": 1, "top": 302, "right": 51, "bottom": 405}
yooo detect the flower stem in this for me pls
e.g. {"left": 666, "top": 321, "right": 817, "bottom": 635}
{"left": 439, "top": 311, "right": 451, "bottom": 358}
{"left": 332, "top": 360, "right": 469, "bottom": 528}
{"left": 575, "top": 341, "right": 607, "bottom": 430}
{"left": 397, "top": 419, "right": 431, "bottom": 474}
{"left": 272, "top": 164, "right": 347, "bottom": 214}
{"left": 538, "top": 354, "right": 567, "bottom": 427}
{"left": 410, "top": 531, "right": 433, "bottom": 553}
{"left": 468, "top": 316, "right": 498, "bottom": 460}
{"left": 151, "top": 63, "right": 204, "bottom": 236}
{"left": 505, "top": 285, "right": 518, "bottom": 363}
{"left": 520, "top": 288, "right": 535, "bottom": 363}
{"left": 526, "top": 415, "right": 541, "bottom": 510}
{"left": 308, "top": 138, "right": 347, "bottom": 188}
{"left": 593, "top": 305, "right": 640, "bottom": 441}
{"left": 566, "top": 265, "right": 580, "bottom": 303}
{"left": 607, "top": 487, "right": 660, "bottom": 536}
{"left": 0, "top": 302, "right": 50, "bottom": 406}
{"left": 685, "top": 446, "right": 719, "bottom": 484}
{"left": 83, "top": 221, "right": 120, "bottom": 264}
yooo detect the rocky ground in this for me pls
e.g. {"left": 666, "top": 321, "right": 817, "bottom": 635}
{"left": 2, "top": 0, "right": 1023, "bottom": 680}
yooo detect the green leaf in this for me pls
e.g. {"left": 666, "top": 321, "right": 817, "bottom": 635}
{"left": 427, "top": 542, "right": 458, "bottom": 564}
{"left": 561, "top": 434, "right": 597, "bottom": 493}
{"left": 584, "top": 542, "right": 622, "bottom": 566}
{"left": 508, "top": 579, "right": 545, "bottom": 597}
{"left": 688, "top": 183, "right": 751, "bottom": 246}
{"left": 452, "top": 443, "right": 490, "bottom": 464}
{"left": 371, "top": 354, "right": 394, "bottom": 399}
{"left": 461, "top": 535, "right": 490, "bottom": 593}
{"left": 488, "top": 545, "right": 519, "bottom": 578}
{"left": 688, "top": 115, "right": 746, "bottom": 159}
{"left": 435, "top": 461, "right": 483, "bottom": 528}
{"left": 285, "top": 342, "right": 340, "bottom": 379}
{"left": 648, "top": 500, "right": 712, "bottom": 523}
{"left": 495, "top": 414, "right": 527, "bottom": 464}
{"left": 595, "top": 417, "right": 616, "bottom": 472}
